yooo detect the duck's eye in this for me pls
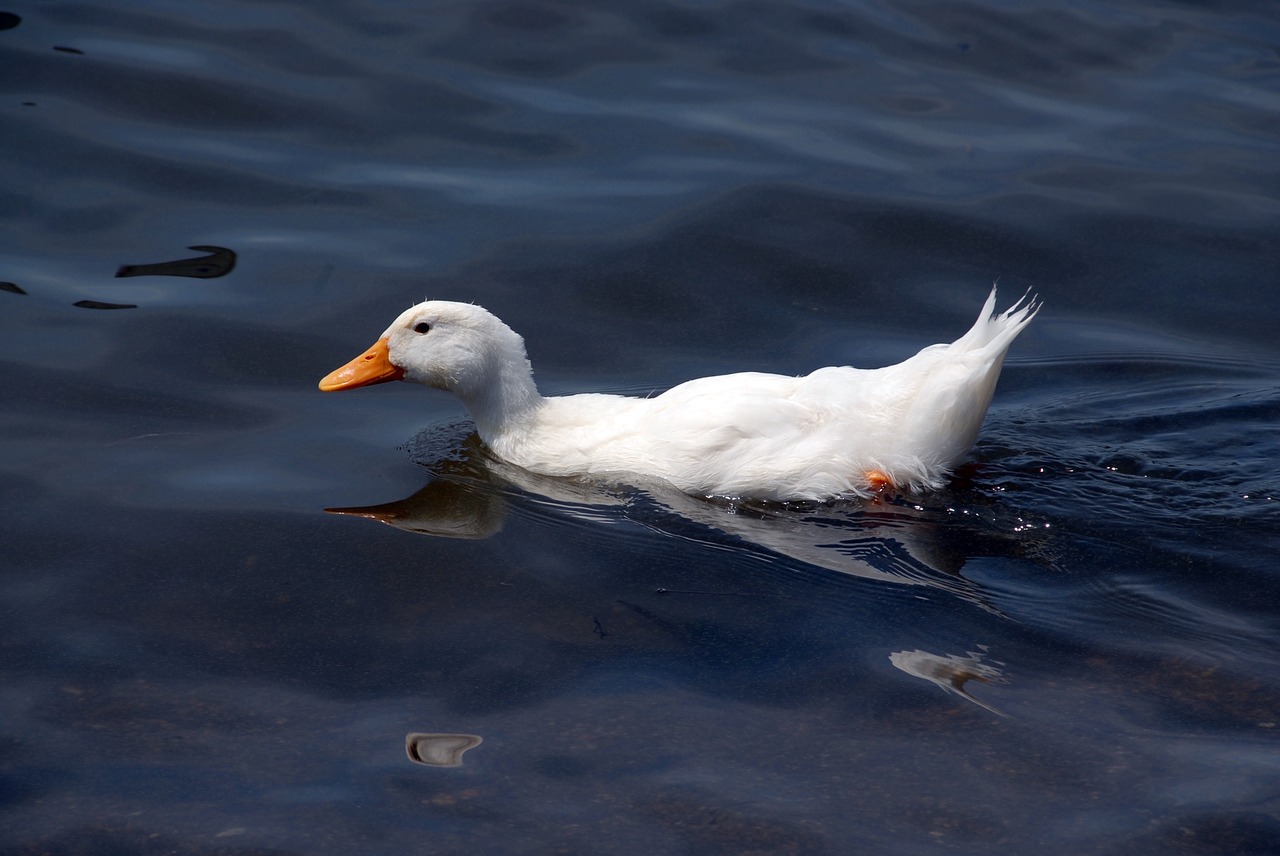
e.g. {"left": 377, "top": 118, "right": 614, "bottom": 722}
{"left": 413, "top": 322, "right": 431, "bottom": 334}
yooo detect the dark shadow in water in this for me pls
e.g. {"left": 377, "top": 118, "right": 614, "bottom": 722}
{"left": 115, "top": 245, "right": 236, "bottom": 279}
{"left": 72, "top": 299, "right": 136, "bottom": 310}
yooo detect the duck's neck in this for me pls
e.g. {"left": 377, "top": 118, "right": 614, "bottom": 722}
{"left": 454, "top": 355, "right": 544, "bottom": 445}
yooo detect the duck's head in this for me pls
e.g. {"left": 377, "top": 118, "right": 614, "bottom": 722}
{"left": 318, "top": 301, "right": 533, "bottom": 398}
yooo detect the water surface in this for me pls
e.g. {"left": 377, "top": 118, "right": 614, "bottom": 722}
{"left": 2, "top": 1, "right": 1279, "bottom": 853}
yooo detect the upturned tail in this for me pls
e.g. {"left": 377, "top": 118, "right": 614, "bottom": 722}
{"left": 951, "top": 286, "right": 1041, "bottom": 356}
{"left": 890, "top": 286, "right": 1040, "bottom": 491}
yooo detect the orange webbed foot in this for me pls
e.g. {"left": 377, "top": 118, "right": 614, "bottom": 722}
{"left": 865, "top": 470, "right": 894, "bottom": 502}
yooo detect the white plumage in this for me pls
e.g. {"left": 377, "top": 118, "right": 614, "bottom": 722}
{"left": 320, "top": 288, "right": 1039, "bottom": 501}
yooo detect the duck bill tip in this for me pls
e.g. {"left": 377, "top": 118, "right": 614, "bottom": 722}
{"left": 318, "top": 337, "right": 405, "bottom": 391}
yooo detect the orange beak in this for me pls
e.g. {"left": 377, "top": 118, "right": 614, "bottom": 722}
{"left": 318, "top": 337, "right": 405, "bottom": 392}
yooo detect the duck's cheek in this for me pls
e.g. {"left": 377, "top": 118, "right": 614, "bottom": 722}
{"left": 419, "top": 372, "right": 452, "bottom": 391}
{"left": 318, "top": 337, "right": 406, "bottom": 391}
{"left": 394, "top": 362, "right": 444, "bottom": 390}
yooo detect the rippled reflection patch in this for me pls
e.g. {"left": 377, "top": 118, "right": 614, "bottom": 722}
{"left": 405, "top": 732, "right": 483, "bottom": 767}
{"left": 890, "top": 648, "right": 1008, "bottom": 717}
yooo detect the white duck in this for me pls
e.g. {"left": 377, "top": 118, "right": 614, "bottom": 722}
{"left": 319, "top": 289, "right": 1039, "bottom": 501}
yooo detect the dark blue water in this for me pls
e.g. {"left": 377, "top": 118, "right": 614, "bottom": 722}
{"left": 3, "top": 1, "right": 1279, "bottom": 853}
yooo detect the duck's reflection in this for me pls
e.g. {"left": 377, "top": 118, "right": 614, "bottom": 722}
{"left": 328, "top": 423, "right": 1032, "bottom": 611}
{"left": 329, "top": 422, "right": 1024, "bottom": 718}
{"left": 331, "top": 477, "right": 505, "bottom": 539}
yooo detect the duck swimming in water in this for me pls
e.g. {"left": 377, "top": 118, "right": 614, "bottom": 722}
{"left": 319, "top": 288, "right": 1039, "bottom": 501}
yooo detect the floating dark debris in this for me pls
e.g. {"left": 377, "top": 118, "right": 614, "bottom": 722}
{"left": 115, "top": 245, "right": 236, "bottom": 279}
{"left": 73, "top": 300, "right": 137, "bottom": 310}
{"left": 52, "top": 45, "right": 83, "bottom": 54}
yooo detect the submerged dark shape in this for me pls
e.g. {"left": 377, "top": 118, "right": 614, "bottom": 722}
{"left": 73, "top": 300, "right": 136, "bottom": 310}
{"left": 0, "top": 12, "right": 20, "bottom": 30}
{"left": 0, "top": 281, "right": 26, "bottom": 295}
{"left": 52, "top": 45, "right": 83, "bottom": 54}
{"left": 115, "top": 245, "right": 236, "bottom": 279}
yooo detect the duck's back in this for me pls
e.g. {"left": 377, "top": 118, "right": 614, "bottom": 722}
{"left": 633, "top": 366, "right": 917, "bottom": 499}
{"left": 504, "top": 289, "right": 1037, "bottom": 500}
{"left": 637, "top": 291, "right": 1038, "bottom": 499}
